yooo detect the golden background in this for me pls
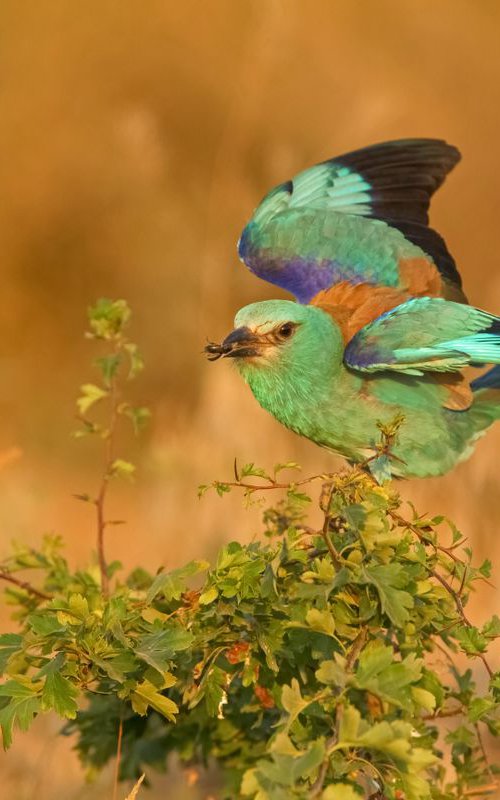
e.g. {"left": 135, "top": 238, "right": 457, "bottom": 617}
{"left": 1, "top": 1, "right": 500, "bottom": 796}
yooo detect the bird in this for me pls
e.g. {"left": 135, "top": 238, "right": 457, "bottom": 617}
{"left": 205, "top": 139, "right": 500, "bottom": 478}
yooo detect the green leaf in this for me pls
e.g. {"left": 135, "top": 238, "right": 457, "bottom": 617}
{"left": 110, "top": 459, "right": 136, "bottom": 480}
{"left": 123, "top": 405, "right": 151, "bottom": 434}
{"left": 455, "top": 626, "right": 488, "bottom": 655}
{"left": 203, "top": 666, "right": 227, "bottom": 717}
{"left": 136, "top": 628, "right": 194, "bottom": 673}
{"left": 124, "top": 343, "right": 145, "bottom": 378}
{"left": 0, "top": 681, "right": 41, "bottom": 749}
{"left": 241, "top": 463, "right": 272, "bottom": 480}
{"left": 42, "top": 671, "right": 78, "bottom": 719}
{"left": 468, "top": 696, "right": 496, "bottom": 722}
{"left": 88, "top": 298, "right": 131, "bottom": 339}
{"left": 361, "top": 564, "right": 414, "bottom": 626}
{"left": 354, "top": 644, "right": 422, "bottom": 710}
{"left": 130, "top": 679, "right": 178, "bottom": 721}
{"left": 76, "top": 383, "right": 108, "bottom": 414}
{"left": 199, "top": 585, "right": 219, "bottom": 605}
{"left": 281, "top": 679, "right": 309, "bottom": 726}
{"left": 315, "top": 659, "right": 347, "bottom": 688}
{"left": 305, "top": 608, "right": 336, "bottom": 636}
{"left": 95, "top": 354, "right": 121, "bottom": 386}
{"left": 0, "top": 634, "right": 22, "bottom": 676}
{"left": 145, "top": 560, "right": 209, "bottom": 603}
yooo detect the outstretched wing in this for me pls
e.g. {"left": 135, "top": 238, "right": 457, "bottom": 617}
{"left": 238, "top": 139, "right": 463, "bottom": 304}
{"left": 344, "top": 298, "right": 500, "bottom": 376}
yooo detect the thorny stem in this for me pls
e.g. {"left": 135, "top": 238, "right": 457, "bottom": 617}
{"left": 0, "top": 569, "right": 51, "bottom": 601}
{"left": 217, "top": 474, "right": 328, "bottom": 492}
{"left": 95, "top": 345, "right": 120, "bottom": 598}
{"left": 320, "top": 481, "right": 342, "bottom": 568}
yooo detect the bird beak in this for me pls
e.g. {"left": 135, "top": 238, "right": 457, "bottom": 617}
{"left": 205, "top": 327, "right": 262, "bottom": 361}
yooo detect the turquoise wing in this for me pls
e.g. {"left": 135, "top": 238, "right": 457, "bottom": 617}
{"left": 238, "top": 139, "right": 462, "bottom": 303}
{"left": 344, "top": 297, "right": 500, "bottom": 375}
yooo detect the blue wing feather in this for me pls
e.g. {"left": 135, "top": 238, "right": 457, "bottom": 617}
{"left": 344, "top": 298, "right": 500, "bottom": 375}
{"left": 239, "top": 139, "right": 462, "bottom": 302}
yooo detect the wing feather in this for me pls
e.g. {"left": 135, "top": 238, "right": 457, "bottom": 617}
{"left": 344, "top": 298, "right": 500, "bottom": 375}
{"left": 238, "top": 139, "right": 462, "bottom": 303}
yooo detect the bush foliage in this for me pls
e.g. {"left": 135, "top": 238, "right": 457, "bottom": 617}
{"left": 0, "top": 300, "right": 499, "bottom": 799}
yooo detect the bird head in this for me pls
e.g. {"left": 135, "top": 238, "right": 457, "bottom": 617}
{"left": 205, "top": 300, "right": 343, "bottom": 387}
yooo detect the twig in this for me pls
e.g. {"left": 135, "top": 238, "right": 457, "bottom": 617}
{"left": 319, "top": 482, "right": 342, "bottom": 568}
{"left": 112, "top": 715, "right": 124, "bottom": 800}
{"left": 216, "top": 473, "right": 328, "bottom": 492}
{"left": 463, "top": 784, "right": 499, "bottom": 797}
{"left": 389, "top": 510, "right": 463, "bottom": 566}
{"left": 429, "top": 569, "right": 473, "bottom": 626}
{"left": 0, "top": 568, "right": 51, "bottom": 600}
{"left": 96, "top": 347, "right": 120, "bottom": 598}
{"left": 422, "top": 706, "right": 464, "bottom": 721}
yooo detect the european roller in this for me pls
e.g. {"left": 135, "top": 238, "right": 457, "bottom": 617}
{"left": 206, "top": 139, "right": 500, "bottom": 478}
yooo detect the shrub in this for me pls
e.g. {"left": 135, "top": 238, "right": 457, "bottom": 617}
{"left": 0, "top": 300, "right": 499, "bottom": 799}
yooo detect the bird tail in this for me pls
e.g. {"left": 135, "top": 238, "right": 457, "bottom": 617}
{"left": 471, "top": 365, "right": 500, "bottom": 392}
{"left": 469, "top": 366, "right": 500, "bottom": 426}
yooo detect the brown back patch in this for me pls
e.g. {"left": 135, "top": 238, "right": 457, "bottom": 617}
{"left": 311, "top": 282, "right": 409, "bottom": 341}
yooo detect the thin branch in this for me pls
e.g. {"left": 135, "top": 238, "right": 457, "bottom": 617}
{"left": 319, "top": 482, "right": 342, "bottom": 568}
{"left": 215, "top": 473, "right": 328, "bottom": 492}
{"left": 0, "top": 569, "right": 51, "bottom": 600}
{"left": 96, "top": 347, "right": 120, "bottom": 598}
{"left": 462, "top": 784, "right": 499, "bottom": 797}
{"left": 389, "top": 510, "right": 463, "bottom": 566}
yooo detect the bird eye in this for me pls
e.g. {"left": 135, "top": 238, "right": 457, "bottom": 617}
{"left": 277, "top": 322, "right": 296, "bottom": 340}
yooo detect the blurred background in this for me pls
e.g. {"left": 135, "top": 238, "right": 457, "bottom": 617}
{"left": 1, "top": 0, "right": 500, "bottom": 796}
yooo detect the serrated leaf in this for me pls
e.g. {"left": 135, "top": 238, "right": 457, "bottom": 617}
{"left": 241, "top": 463, "right": 271, "bottom": 480}
{"left": 136, "top": 628, "right": 193, "bottom": 673}
{"left": 95, "top": 354, "right": 121, "bottom": 386}
{"left": 124, "top": 406, "right": 151, "bottom": 434}
{"left": 203, "top": 665, "right": 227, "bottom": 717}
{"left": 42, "top": 671, "right": 78, "bottom": 719}
{"left": 130, "top": 679, "right": 178, "bottom": 721}
{"left": 124, "top": 343, "right": 145, "bottom": 378}
{"left": 88, "top": 298, "right": 130, "bottom": 339}
{"left": 305, "top": 608, "right": 336, "bottom": 636}
{"left": 110, "top": 459, "right": 136, "bottom": 480}
{"left": 316, "top": 659, "right": 347, "bottom": 688}
{"left": 468, "top": 696, "right": 496, "bottom": 722}
{"left": 0, "top": 682, "right": 41, "bottom": 749}
{"left": 354, "top": 645, "right": 422, "bottom": 710}
{"left": 76, "top": 383, "right": 108, "bottom": 414}
{"left": 145, "top": 560, "right": 209, "bottom": 603}
{"left": 455, "top": 626, "right": 488, "bottom": 655}
{"left": 361, "top": 564, "right": 414, "bottom": 626}
{"left": 281, "top": 679, "right": 309, "bottom": 726}
{"left": 0, "top": 634, "right": 22, "bottom": 676}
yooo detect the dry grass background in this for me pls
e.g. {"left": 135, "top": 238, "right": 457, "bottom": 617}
{"left": 0, "top": 1, "right": 500, "bottom": 796}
